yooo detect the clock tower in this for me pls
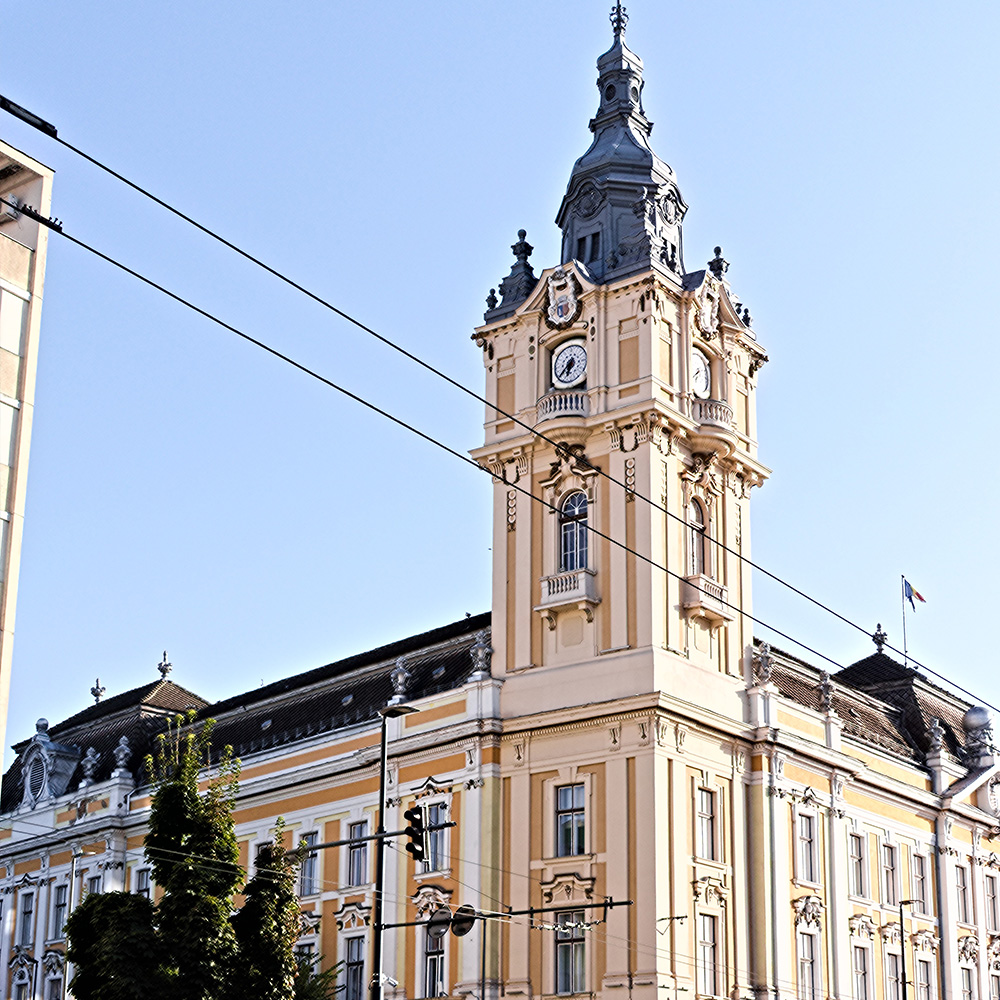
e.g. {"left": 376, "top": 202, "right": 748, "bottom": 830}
{"left": 470, "top": 10, "right": 770, "bottom": 723}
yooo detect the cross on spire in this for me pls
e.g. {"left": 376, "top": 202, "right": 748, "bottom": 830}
{"left": 610, "top": 2, "right": 628, "bottom": 37}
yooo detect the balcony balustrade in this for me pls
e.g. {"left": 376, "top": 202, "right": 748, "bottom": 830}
{"left": 536, "top": 390, "right": 589, "bottom": 423}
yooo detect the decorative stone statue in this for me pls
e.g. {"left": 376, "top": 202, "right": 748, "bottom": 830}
{"left": 469, "top": 630, "right": 493, "bottom": 681}
{"left": 81, "top": 747, "right": 100, "bottom": 784}
{"left": 113, "top": 736, "right": 132, "bottom": 771}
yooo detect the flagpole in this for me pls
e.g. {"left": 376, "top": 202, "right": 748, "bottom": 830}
{"left": 900, "top": 575, "right": 908, "bottom": 668}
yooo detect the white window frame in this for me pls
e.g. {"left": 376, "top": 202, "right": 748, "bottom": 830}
{"left": 343, "top": 934, "right": 366, "bottom": 1000}
{"left": 956, "top": 863, "right": 971, "bottom": 924}
{"left": 797, "top": 812, "right": 819, "bottom": 884}
{"left": 961, "top": 967, "right": 977, "bottom": 1000}
{"left": 696, "top": 788, "right": 716, "bottom": 861}
{"left": 86, "top": 874, "right": 102, "bottom": 897}
{"left": 988, "top": 874, "right": 1000, "bottom": 933}
{"left": 698, "top": 913, "right": 719, "bottom": 998}
{"left": 989, "top": 972, "right": 1000, "bottom": 1000}
{"left": 424, "top": 801, "right": 449, "bottom": 873}
{"left": 554, "top": 783, "right": 586, "bottom": 858}
{"left": 424, "top": 929, "right": 446, "bottom": 998}
{"left": 347, "top": 820, "right": 369, "bottom": 887}
{"left": 559, "top": 491, "right": 589, "bottom": 573}
{"left": 853, "top": 944, "right": 871, "bottom": 1000}
{"left": 849, "top": 832, "right": 867, "bottom": 898}
{"left": 881, "top": 842, "right": 898, "bottom": 906}
{"left": 299, "top": 832, "right": 319, "bottom": 897}
{"left": 50, "top": 883, "right": 68, "bottom": 941}
{"left": 885, "top": 951, "right": 902, "bottom": 1000}
{"left": 911, "top": 853, "right": 928, "bottom": 914}
{"left": 797, "top": 930, "right": 820, "bottom": 1000}
{"left": 134, "top": 868, "right": 152, "bottom": 899}
{"left": 19, "top": 891, "right": 34, "bottom": 947}
{"left": 555, "top": 910, "right": 586, "bottom": 996}
{"left": 916, "top": 959, "right": 934, "bottom": 1000}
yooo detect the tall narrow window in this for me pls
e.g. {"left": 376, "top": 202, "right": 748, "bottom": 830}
{"left": 135, "top": 869, "right": 151, "bottom": 900}
{"left": 299, "top": 832, "right": 319, "bottom": 896}
{"left": 990, "top": 974, "right": 1000, "bottom": 1000}
{"left": 885, "top": 953, "right": 902, "bottom": 1000}
{"left": 87, "top": 875, "right": 102, "bottom": 897}
{"left": 348, "top": 821, "right": 369, "bottom": 886}
{"left": 962, "top": 968, "right": 976, "bottom": 1000}
{"left": 798, "top": 814, "right": 817, "bottom": 883}
{"left": 426, "top": 803, "right": 447, "bottom": 872}
{"left": 425, "top": 933, "right": 445, "bottom": 997}
{"left": 555, "top": 911, "right": 586, "bottom": 995}
{"left": 697, "top": 789, "right": 716, "bottom": 860}
{"left": 588, "top": 232, "right": 601, "bottom": 263}
{"left": 853, "top": 947, "right": 870, "bottom": 1000}
{"left": 987, "top": 874, "right": 999, "bottom": 932}
{"left": 345, "top": 936, "right": 366, "bottom": 1000}
{"left": 882, "top": 845, "right": 898, "bottom": 905}
{"left": 559, "top": 493, "right": 588, "bottom": 572}
{"left": 15, "top": 982, "right": 29, "bottom": 1000}
{"left": 688, "top": 500, "right": 706, "bottom": 577}
{"left": 46, "top": 978, "right": 62, "bottom": 1000}
{"left": 698, "top": 914, "right": 718, "bottom": 997}
{"left": 957, "top": 865, "right": 971, "bottom": 922}
{"left": 798, "top": 932, "right": 818, "bottom": 1000}
{"left": 849, "top": 834, "right": 866, "bottom": 896}
{"left": 916, "top": 960, "right": 933, "bottom": 1000}
{"left": 912, "top": 854, "right": 928, "bottom": 913}
{"left": 51, "top": 885, "right": 68, "bottom": 940}
{"left": 555, "top": 784, "right": 586, "bottom": 857}
{"left": 19, "top": 893, "right": 33, "bottom": 947}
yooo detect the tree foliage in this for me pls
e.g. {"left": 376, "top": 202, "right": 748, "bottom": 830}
{"left": 292, "top": 954, "right": 343, "bottom": 1000}
{"left": 67, "top": 713, "right": 303, "bottom": 1000}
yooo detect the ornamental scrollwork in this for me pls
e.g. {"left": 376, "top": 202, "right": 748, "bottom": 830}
{"left": 912, "top": 929, "right": 940, "bottom": 953}
{"left": 792, "top": 895, "right": 823, "bottom": 928}
{"left": 958, "top": 935, "right": 979, "bottom": 963}
{"left": 849, "top": 914, "right": 876, "bottom": 939}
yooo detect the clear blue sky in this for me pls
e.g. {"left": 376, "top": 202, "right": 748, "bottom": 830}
{"left": 2, "top": 1, "right": 998, "bottom": 761}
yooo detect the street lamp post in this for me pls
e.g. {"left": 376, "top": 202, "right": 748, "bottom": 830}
{"left": 370, "top": 703, "right": 418, "bottom": 1000}
{"left": 899, "top": 899, "right": 917, "bottom": 1000}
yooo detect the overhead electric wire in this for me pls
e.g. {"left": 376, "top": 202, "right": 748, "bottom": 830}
{"left": 0, "top": 103, "right": 990, "bottom": 710}
{"left": 0, "top": 195, "right": 846, "bottom": 675}
{"left": 0, "top": 102, "right": 924, "bottom": 668}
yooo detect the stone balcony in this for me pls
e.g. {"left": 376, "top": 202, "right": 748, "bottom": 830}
{"left": 536, "top": 390, "right": 589, "bottom": 423}
{"left": 535, "top": 567, "right": 599, "bottom": 630}
{"left": 689, "top": 398, "right": 737, "bottom": 457}
{"left": 681, "top": 573, "right": 734, "bottom": 624}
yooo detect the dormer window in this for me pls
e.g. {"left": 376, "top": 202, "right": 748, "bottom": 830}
{"left": 575, "top": 233, "right": 601, "bottom": 263}
{"left": 28, "top": 757, "right": 45, "bottom": 799}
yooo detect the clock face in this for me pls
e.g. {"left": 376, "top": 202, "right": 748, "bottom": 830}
{"left": 552, "top": 341, "right": 588, "bottom": 389}
{"left": 691, "top": 350, "right": 711, "bottom": 399}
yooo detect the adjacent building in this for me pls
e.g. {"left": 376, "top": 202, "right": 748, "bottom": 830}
{"left": 1, "top": 13, "right": 999, "bottom": 1000}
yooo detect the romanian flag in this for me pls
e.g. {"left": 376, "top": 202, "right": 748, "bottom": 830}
{"left": 903, "top": 579, "right": 926, "bottom": 611}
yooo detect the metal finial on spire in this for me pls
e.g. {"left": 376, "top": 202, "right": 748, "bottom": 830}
{"left": 91, "top": 678, "right": 106, "bottom": 704}
{"left": 610, "top": 2, "right": 628, "bottom": 36}
{"left": 158, "top": 651, "right": 172, "bottom": 679}
{"left": 872, "top": 624, "right": 888, "bottom": 654}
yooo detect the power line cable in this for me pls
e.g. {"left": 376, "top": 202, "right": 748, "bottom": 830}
{"left": 0, "top": 100, "right": 932, "bottom": 674}
{"left": 0, "top": 194, "right": 847, "bottom": 674}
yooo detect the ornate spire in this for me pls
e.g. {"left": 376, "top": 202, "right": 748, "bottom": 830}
{"left": 556, "top": 11, "right": 687, "bottom": 284}
{"left": 484, "top": 230, "right": 538, "bottom": 322}
{"left": 91, "top": 678, "right": 106, "bottom": 704}
{"left": 158, "top": 650, "right": 172, "bottom": 679}
{"left": 872, "top": 624, "right": 888, "bottom": 654}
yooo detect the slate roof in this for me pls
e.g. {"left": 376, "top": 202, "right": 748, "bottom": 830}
{"left": 764, "top": 641, "right": 977, "bottom": 765}
{"left": 0, "top": 613, "right": 491, "bottom": 813}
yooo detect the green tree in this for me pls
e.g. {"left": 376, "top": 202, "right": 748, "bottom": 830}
{"left": 292, "top": 955, "right": 342, "bottom": 1000}
{"left": 65, "top": 891, "right": 168, "bottom": 1000}
{"left": 230, "top": 827, "right": 301, "bottom": 1000}
{"left": 144, "top": 712, "right": 243, "bottom": 1000}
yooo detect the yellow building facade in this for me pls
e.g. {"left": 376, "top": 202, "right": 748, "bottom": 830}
{"left": 1, "top": 13, "right": 999, "bottom": 1000}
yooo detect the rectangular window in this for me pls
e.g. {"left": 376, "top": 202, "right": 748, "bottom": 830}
{"left": 882, "top": 845, "right": 898, "bottom": 906}
{"left": 425, "top": 932, "right": 445, "bottom": 998}
{"left": 697, "top": 789, "right": 716, "bottom": 860}
{"left": 912, "top": 854, "right": 928, "bottom": 914}
{"left": 19, "top": 893, "right": 33, "bottom": 947}
{"left": 555, "top": 910, "right": 586, "bottom": 995}
{"left": 853, "top": 946, "right": 869, "bottom": 1000}
{"left": 426, "top": 803, "right": 447, "bottom": 872}
{"left": 87, "top": 875, "right": 102, "bottom": 897}
{"left": 345, "top": 936, "right": 365, "bottom": 1000}
{"left": 135, "top": 869, "right": 151, "bottom": 899}
{"left": 299, "top": 832, "right": 319, "bottom": 896}
{"left": 798, "top": 932, "right": 818, "bottom": 1000}
{"left": 799, "top": 814, "right": 817, "bottom": 883}
{"left": 51, "top": 885, "right": 68, "bottom": 940}
{"left": 990, "top": 974, "right": 1000, "bottom": 1000}
{"left": 917, "top": 960, "right": 933, "bottom": 1000}
{"left": 348, "top": 821, "right": 369, "bottom": 886}
{"left": 885, "top": 953, "right": 902, "bottom": 1000}
{"left": 957, "top": 865, "right": 971, "bottom": 923}
{"left": 15, "top": 984, "right": 29, "bottom": 1000}
{"left": 698, "top": 914, "right": 718, "bottom": 997}
{"left": 555, "top": 784, "right": 586, "bottom": 858}
{"left": 849, "top": 834, "right": 866, "bottom": 897}
{"left": 962, "top": 968, "right": 976, "bottom": 1000}
{"left": 987, "top": 874, "right": 999, "bottom": 932}
{"left": 46, "top": 979, "right": 62, "bottom": 1000}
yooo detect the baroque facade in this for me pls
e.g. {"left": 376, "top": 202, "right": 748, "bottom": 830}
{"left": 1, "top": 12, "right": 999, "bottom": 1000}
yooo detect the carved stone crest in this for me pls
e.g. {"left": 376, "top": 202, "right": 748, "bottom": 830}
{"left": 880, "top": 921, "right": 902, "bottom": 944}
{"left": 959, "top": 935, "right": 979, "bottom": 963}
{"left": 793, "top": 895, "right": 823, "bottom": 928}
{"left": 913, "top": 930, "right": 940, "bottom": 953}
{"left": 849, "top": 914, "right": 876, "bottom": 938}
{"left": 544, "top": 268, "right": 583, "bottom": 329}
{"left": 412, "top": 884, "right": 454, "bottom": 919}
{"left": 692, "top": 876, "right": 728, "bottom": 905}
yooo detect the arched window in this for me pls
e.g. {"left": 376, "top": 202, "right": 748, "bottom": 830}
{"left": 559, "top": 491, "right": 589, "bottom": 572}
{"left": 688, "top": 499, "right": 706, "bottom": 577}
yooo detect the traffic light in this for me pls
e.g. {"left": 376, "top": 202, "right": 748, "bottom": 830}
{"left": 403, "top": 806, "right": 426, "bottom": 863}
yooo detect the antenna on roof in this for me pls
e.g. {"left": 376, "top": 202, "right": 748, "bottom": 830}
{"left": 158, "top": 651, "right": 172, "bottom": 680}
